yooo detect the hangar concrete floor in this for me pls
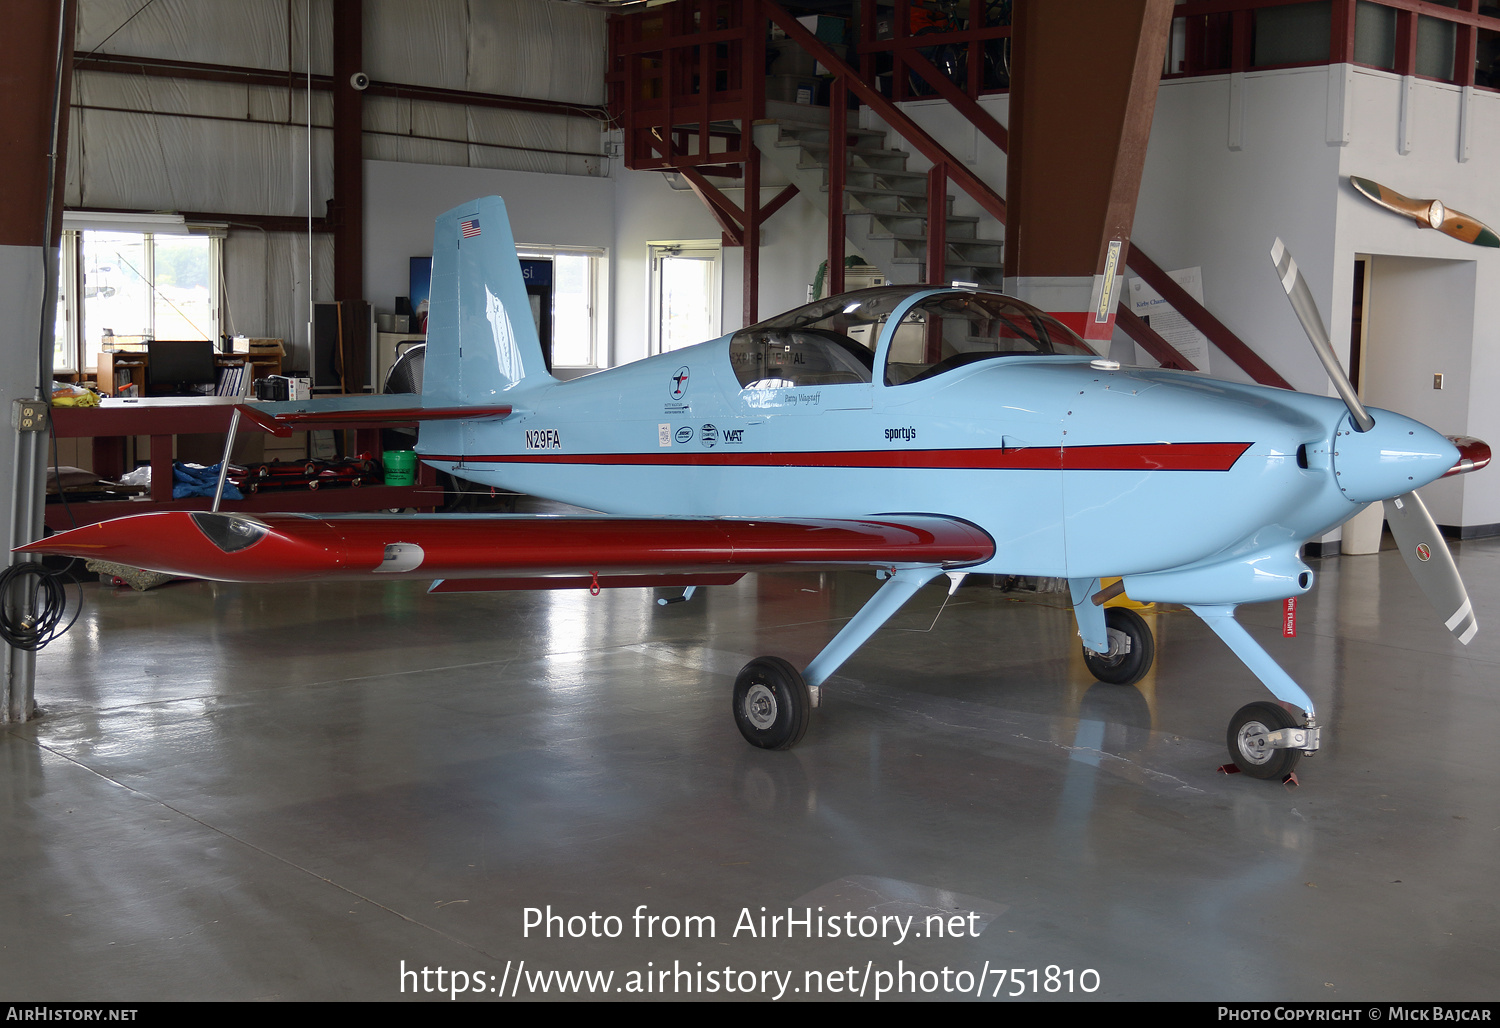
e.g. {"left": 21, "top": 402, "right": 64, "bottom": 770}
{"left": 2, "top": 525, "right": 1497, "bottom": 1002}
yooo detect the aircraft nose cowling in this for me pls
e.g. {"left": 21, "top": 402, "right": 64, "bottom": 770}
{"left": 1332, "top": 410, "right": 1459, "bottom": 503}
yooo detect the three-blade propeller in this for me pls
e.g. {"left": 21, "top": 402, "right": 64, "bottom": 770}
{"left": 1270, "top": 238, "right": 1477, "bottom": 645}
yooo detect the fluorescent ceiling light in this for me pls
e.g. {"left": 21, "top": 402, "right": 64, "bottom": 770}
{"left": 63, "top": 211, "right": 189, "bottom": 234}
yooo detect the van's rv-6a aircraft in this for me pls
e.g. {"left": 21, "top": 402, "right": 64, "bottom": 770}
{"left": 25, "top": 197, "right": 1490, "bottom": 782}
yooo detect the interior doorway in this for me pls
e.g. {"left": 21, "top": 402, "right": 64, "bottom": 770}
{"left": 1342, "top": 256, "right": 1381, "bottom": 554}
{"left": 650, "top": 242, "right": 720, "bottom": 354}
{"left": 1342, "top": 254, "right": 1475, "bottom": 554}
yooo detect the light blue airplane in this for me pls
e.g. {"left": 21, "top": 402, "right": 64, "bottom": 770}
{"left": 27, "top": 196, "right": 1488, "bottom": 782}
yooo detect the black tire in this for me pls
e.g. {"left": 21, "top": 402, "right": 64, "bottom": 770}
{"left": 1082, "top": 606, "right": 1155, "bottom": 686}
{"left": 732, "top": 656, "right": 811, "bottom": 751}
{"left": 1226, "top": 701, "right": 1303, "bottom": 780}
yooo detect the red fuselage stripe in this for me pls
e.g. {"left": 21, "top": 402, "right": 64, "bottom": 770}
{"left": 423, "top": 442, "right": 1253, "bottom": 472}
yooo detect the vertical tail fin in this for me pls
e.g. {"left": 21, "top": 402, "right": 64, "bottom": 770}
{"left": 423, "top": 196, "right": 554, "bottom": 406}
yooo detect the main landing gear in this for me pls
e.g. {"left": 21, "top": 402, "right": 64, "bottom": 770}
{"left": 724, "top": 578, "right": 1324, "bottom": 786}
{"left": 1081, "top": 606, "right": 1155, "bottom": 686}
{"left": 732, "top": 657, "right": 811, "bottom": 750}
{"left": 729, "top": 566, "right": 948, "bottom": 752}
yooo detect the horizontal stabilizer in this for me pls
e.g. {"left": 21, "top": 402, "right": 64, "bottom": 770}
{"left": 235, "top": 396, "right": 513, "bottom": 438}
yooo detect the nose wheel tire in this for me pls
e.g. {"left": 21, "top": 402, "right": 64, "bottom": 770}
{"left": 1227, "top": 701, "right": 1303, "bottom": 779}
{"left": 733, "top": 656, "right": 811, "bottom": 751}
{"left": 1082, "top": 607, "right": 1155, "bottom": 686}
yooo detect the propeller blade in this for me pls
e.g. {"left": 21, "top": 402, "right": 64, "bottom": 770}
{"left": 1270, "top": 238, "right": 1374, "bottom": 431}
{"left": 1349, "top": 176, "right": 1500, "bottom": 248}
{"left": 1383, "top": 491, "right": 1477, "bottom": 645}
{"left": 1434, "top": 207, "right": 1500, "bottom": 248}
{"left": 1272, "top": 236, "right": 1478, "bottom": 644}
{"left": 1349, "top": 175, "right": 1443, "bottom": 226}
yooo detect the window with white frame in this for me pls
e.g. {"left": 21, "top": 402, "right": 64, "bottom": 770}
{"left": 54, "top": 218, "right": 223, "bottom": 374}
{"left": 515, "top": 244, "right": 608, "bottom": 369}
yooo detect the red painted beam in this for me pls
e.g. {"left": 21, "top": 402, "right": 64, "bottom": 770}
{"left": 72, "top": 53, "right": 607, "bottom": 120}
{"left": 332, "top": 0, "right": 363, "bottom": 301}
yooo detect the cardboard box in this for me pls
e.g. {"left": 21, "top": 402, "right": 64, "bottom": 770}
{"left": 232, "top": 336, "right": 286, "bottom": 356}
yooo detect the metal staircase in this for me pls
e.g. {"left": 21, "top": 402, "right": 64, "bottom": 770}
{"left": 752, "top": 102, "right": 1005, "bottom": 287}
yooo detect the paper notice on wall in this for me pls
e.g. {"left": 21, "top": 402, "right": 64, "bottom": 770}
{"left": 1128, "top": 266, "right": 1211, "bottom": 372}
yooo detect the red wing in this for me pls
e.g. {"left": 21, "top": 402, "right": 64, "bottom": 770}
{"left": 18, "top": 511, "right": 994, "bottom": 584}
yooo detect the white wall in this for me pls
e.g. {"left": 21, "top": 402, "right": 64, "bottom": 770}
{"left": 364, "top": 158, "right": 831, "bottom": 374}
{"left": 608, "top": 169, "right": 723, "bottom": 367}
{"left": 364, "top": 159, "right": 613, "bottom": 318}
{"left": 1333, "top": 74, "right": 1500, "bottom": 531}
{"left": 1130, "top": 68, "right": 1345, "bottom": 394}
{"left": 607, "top": 166, "right": 835, "bottom": 365}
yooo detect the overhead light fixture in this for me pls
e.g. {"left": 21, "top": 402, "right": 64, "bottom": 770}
{"left": 63, "top": 210, "right": 190, "bottom": 234}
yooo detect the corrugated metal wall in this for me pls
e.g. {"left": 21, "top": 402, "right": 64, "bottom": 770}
{"left": 69, "top": 0, "right": 606, "bottom": 213}
{"left": 67, "top": 0, "right": 608, "bottom": 343}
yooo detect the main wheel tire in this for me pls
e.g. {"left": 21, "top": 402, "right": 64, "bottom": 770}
{"left": 732, "top": 656, "right": 811, "bottom": 751}
{"left": 1082, "top": 606, "right": 1155, "bottom": 686}
{"left": 1226, "top": 701, "right": 1303, "bottom": 780}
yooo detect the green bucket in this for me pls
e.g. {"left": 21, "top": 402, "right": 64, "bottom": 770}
{"left": 383, "top": 449, "right": 416, "bottom": 486}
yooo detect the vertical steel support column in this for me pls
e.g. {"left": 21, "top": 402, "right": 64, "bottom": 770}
{"left": 0, "top": 0, "right": 74, "bottom": 723}
{"left": 746, "top": 1, "right": 767, "bottom": 125}
{"left": 332, "top": 0, "right": 363, "bottom": 303}
{"left": 743, "top": 141, "right": 761, "bottom": 326}
{"left": 1003, "top": 0, "right": 1173, "bottom": 347}
{"left": 828, "top": 81, "right": 847, "bottom": 297}
{"left": 927, "top": 164, "right": 948, "bottom": 285}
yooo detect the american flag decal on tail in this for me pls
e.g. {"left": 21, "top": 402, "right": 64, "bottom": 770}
{"left": 460, "top": 218, "right": 481, "bottom": 238}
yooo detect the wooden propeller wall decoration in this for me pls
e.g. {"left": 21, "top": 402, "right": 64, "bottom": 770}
{"left": 1349, "top": 176, "right": 1500, "bottom": 248}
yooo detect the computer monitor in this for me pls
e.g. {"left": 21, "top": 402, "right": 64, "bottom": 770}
{"left": 146, "top": 340, "right": 216, "bottom": 396}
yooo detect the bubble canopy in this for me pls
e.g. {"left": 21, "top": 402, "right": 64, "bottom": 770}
{"left": 729, "top": 287, "right": 1099, "bottom": 390}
